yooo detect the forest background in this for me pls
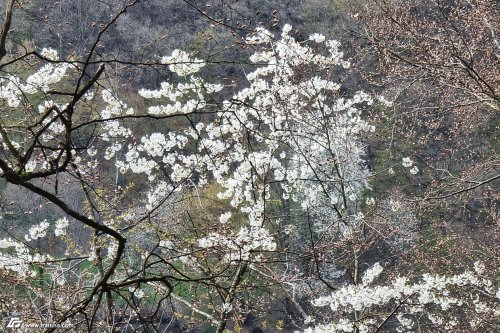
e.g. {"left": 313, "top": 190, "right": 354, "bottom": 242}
{"left": 0, "top": 0, "right": 498, "bottom": 332}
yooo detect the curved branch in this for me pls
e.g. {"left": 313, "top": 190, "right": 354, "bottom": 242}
{"left": 0, "top": 0, "right": 14, "bottom": 60}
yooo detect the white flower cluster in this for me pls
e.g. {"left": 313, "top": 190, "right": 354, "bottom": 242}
{"left": 198, "top": 225, "right": 276, "bottom": 262}
{"left": 309, "top": 33, "right": 326, "bottom": 43}
{"left": 361, "top": 262, "right": 383, "bottom": 285}
{"left": 161, "top": 49, "right": 205, "bottom": 77}
{"left": 402, "top": 157, "right": 413, "bottom": 168}
{"left": 144, "top": 181, "right": 174, "bottom": 210}
{"left": 0, "top": 49, "right": 71, "bottom": 107}
{"left": 0, "top": 237, "right": 51, "bottom": 277}
{"left": 307, "top": 262, "right": 499, "bottom": 332}
{"left": 54, "top": 217, "right": 69, "bottom": 236}
{"left": 38, "top": 104, "right": 68, "bottom": 142}
{"left": 219, "top": 212, "right": 232, "bottom": 224}
{"left": 25, "top": 220, "right": 50, "bottom": 241}
{"left": 140, "top": 78, "right": 222, "bottom": 116}
{"left": 97, "top": 91, "right": 134, "bottom": 156}
{"left": 101, "top": 24, "right": 382, "bottom": 265}
{"left": 24, "top": 61, "right": 71, "bottom": 94}
{"left": 246, "top": 27, "right": 274, "bottom": 45}
{"left": 0, "top": 49, "right": 89, "bottom": 178}
{"left": 40, "top": 47, "right": 59, "bottom": 61}
{"left": 129, "top": 286, "right": 145, "bottom": 299}
{"left": 101, "top": 90, "right": 134, "bottom": 118}
{"left": 302, "top": 320, "right": 370, "bottom": 333}
{"left": 402, "top": 157, "right": 419, "bottom": 174}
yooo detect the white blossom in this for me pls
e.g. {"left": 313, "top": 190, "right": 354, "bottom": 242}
{"left": 25, "top": 220, "right": 50, "bottom": 241}
{"left": 362, "top": 262, "right": 383, "bottom": 285}
{"left": 129, "top": 287, "right": 145, "bottom": 299}
{"left": 161, "top": 49, "right": 205, "bottom": 76}
{"left": 309, "top": 33, "right": 326, "bottom": 43}
{"left": 219, "top": 212, "right": 232, "bottom": 224}
{"left": 402, "top": 157, "right": 413, "bottom": 168}
{"left": 366, "top": 197, "right": 375, "bottom": 206}
{"left": 54, "top": 217, "right": 69, "bottom": 236}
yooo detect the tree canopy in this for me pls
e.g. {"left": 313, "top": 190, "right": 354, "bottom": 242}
{"left": 0, "top": 1, "right": 498, "bottom": 332}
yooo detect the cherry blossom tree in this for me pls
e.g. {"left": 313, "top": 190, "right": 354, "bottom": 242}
{"left": 0, "top": 1, "right": 498, "bottom": 332}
